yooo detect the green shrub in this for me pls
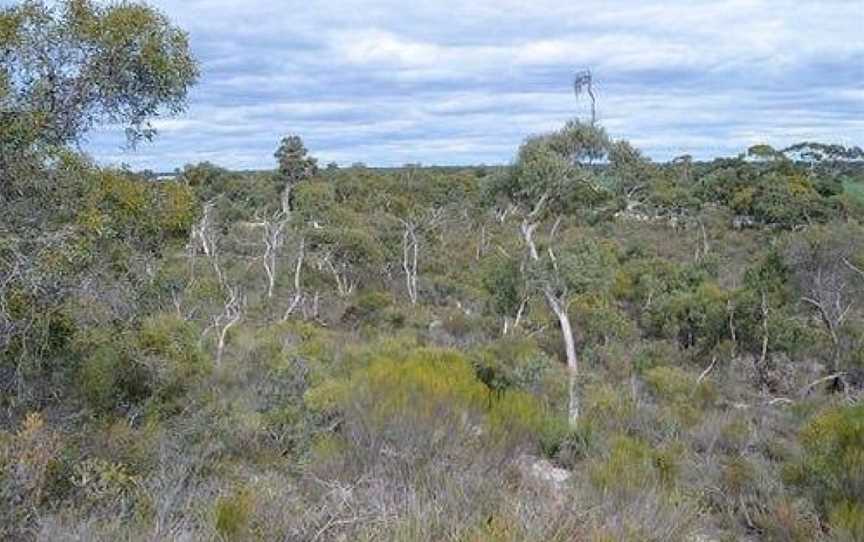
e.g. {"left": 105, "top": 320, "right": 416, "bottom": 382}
{"left": 589, "top": 435, "right": 681, "bottom": 495}
{"left": 471, "top": 337, "right": 564, "bottom": 402}
{"left": 632, "top": 340, "right": 682, "bottom": 374}
{"left": 540, "top": 419, "right": 598, "bottom": 468}
{"left": 789, "top": 403, "right": 864, "bottom": 522}
{"left": 71, "top": 457, "right": 138, "bottom": 505}
{"left": 136, "top": 313, "right": 208, "bottom": 407}
{"left": 829, "top": 500, "right": 864, "bottom": 541}
{"left": 214, "top": 488, "right": 253, "bottom": 540}
{"left": 78, "top": 344, "right": 125, "bottom": 412}
{"left": 76, "top": 341, "right": 149, "bottom": 413}
{"left": 643, "top": 365, "right": 715, "bottom": 425}
{"left": 584, "top": 382, "right": 636, "bottom": 429}
{"left": 341, "top": 290, "right": 391, "bottom": 328}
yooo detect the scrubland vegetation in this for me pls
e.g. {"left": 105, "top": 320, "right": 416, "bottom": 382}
{"left": 3, "top": 1, "right": 864, "bottom": 541}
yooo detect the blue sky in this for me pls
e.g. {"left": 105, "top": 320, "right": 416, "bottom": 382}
{"left": 78, "top": 0, "right": 864, "bottom": 169}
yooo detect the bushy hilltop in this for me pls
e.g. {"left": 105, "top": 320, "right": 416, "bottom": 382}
{"left": 3, "top": 124, "right": 864, "bottom": 541}
{"left": 3, "top": 1, "right": 864, "bottom": 541}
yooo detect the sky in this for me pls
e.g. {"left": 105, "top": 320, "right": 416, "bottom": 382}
{"left": 59, "top": 1, "right": 864, "bottom": 169}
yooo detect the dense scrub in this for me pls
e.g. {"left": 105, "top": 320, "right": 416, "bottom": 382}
{"left": 3, "top": 1, "right": 864, "bottom": 540}
{"left": 3, "top": 140, "right": 863, "bottom": 540}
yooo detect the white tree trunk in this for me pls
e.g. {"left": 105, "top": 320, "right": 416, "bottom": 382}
{"left": 522, "top": 218, "right": 580, "bottom": 425}
{"left": 545, "top": 288, "right": 580, "bottom": 425}
{"left": 259, "top": 218, "right": 286, "bottom": 299}
{"left": 214, "top": 286, "right": 242, "bottom": 366}
{"left": 283, "top": 237, "right": 305, "bottom": 320}
{"left": 402, "top": 222, "right": 419, "bottom": 304}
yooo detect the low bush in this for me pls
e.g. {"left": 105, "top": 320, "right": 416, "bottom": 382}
{"left": 787, "top": 403, "right": 864, "bottom": 529}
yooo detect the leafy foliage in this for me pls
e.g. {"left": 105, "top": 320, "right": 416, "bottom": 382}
{"left": 2, "top": 2, "right": 864, "bottom": 538}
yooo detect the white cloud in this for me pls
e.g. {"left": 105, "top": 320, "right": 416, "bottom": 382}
{"left": 74, "top": 0, "right": 862, "bottom": 169}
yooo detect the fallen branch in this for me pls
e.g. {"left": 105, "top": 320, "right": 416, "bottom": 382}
{"left": 697, "top": 356, "right": 718, "bottom": 384}
{"left": 799, "top": 372, "right": 847, "bottom": 396}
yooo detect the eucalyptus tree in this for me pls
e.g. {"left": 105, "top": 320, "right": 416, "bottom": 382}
{"left": 491, "top": 120, "right": 611, "bottom": 424}
{"left": 0, "top": 0, "right": 199, "bottom": 403}
{"left": 607, "top": 139, "right": 657, "bottom": 217}
{"left": 0, "top": 0, "right": 198, "bottom": 151}
{"left": 274, "top": 135, "right": 319, "bottom": 214}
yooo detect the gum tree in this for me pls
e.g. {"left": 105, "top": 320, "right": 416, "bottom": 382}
{"left": 490, "top": 120, "right": 611, "bottom": 424}
{"left": 0, "top": 0, "right": 198, "bottom": 400}
{"left": 0, "top": 0, "right": 198, "bottom": 150}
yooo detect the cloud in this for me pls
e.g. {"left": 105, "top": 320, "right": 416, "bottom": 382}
{"left": 69, "top": 0, "right": 862, "bottom": 170}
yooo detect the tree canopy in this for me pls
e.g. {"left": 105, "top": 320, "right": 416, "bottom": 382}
{"left": 0, "top": 0, "right": 198, "bottom": 149}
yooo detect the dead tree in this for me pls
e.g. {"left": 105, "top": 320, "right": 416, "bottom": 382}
{"left": 787, "top": 225, "right": 864, "bottom": 390}
{"left": 249, "top": 213, "right": 288, "bottom": 299}
{"left": 321, "top": 249, "right": 356, "bottom": 298}
{"left": 189, "top": 201, "right": 226, "bottom": 287}
{"left": 398, "top": 208, "right": 445, "bottom": 305}
{"left": 213, "top": 285, "right": 243, "bottom": 366}
{"left": 400, "top": 220, "right": 420, "bottom": 305}
{"left": 574, "top": 69, "right": 597, "bottom": 125}
{"left": 190, "top": 200, "right": 246, "bottom": 365}
{"left": 283, "top": 237, "right": 306, "bottom": 320}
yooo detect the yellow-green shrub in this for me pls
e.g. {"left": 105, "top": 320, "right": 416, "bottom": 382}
{"left": 214, "top": 487, "right": 253, "bottom": 540}
{"left": 589, "top": 435, "right": 682, "bottom": 495}
{"left": 828, "top": 500, "right": 864, "bottom": 541}
{"left": 137, "top": 313, "right": 208, "bottom": 403}
{"left": 488, "top": 390, "right": 548, "bottom": 443}
{"left": 359, "top": 349, "right": 486, "bottom": 425}
{"left": 789, "top": 403, "right": 864, "bottom": 521}
{"left": 307, "top": 347, "right": 551, "bottom": 452}
{"left": 584, "top": 382, "right": 636, "bottom": 429}
{"left": 643, "top": 365, "right": 715, "bottom": 425}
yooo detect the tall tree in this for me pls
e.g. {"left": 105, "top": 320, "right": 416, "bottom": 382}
{"left": 274, "top": 135, "right": 318, "bottom": 214}
{"left": 0, "top": 0, "right": 199, "bottom": 404}
{"left": 490, "top": 120, "right": 610, "bottom": 425}
{"left": 0, "top": 0, "right": 198, "bottom": 150}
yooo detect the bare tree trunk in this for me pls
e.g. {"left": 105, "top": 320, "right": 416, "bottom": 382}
{"left": 520, "top": 220, "right": 540, "bottom": 260}
{"left": 695, "top": 220, "right": 710, "bottom": 262}
{"left": 401, "top": 221, "right": 419, "bottom": 305}
{"left": 521, "top": 217, "right": 580, "bottom": 425}
{"left": 514, "top": 296, "right": 528, "bottom": 328}
{"left": 545, "top": 288, "right": 580, "bottom": 424}
{"left": 727, "top": 299, "right": 737, "bottom": 354}
{"left": 309, "top": 290, "right": 320, "bottom": 320}
{"left": 503, "top": 295, "right": 529, "bottom": 336}
{"left": 283, "top": 237, "right": 305, "bottom": 320}
{"left": 251, "top": 216, "right": 287, "bottom": 299}
{"left": 214, "top": 286, "right": 242, "bottom": 367}
{"left": 323, "top": 254, "right": 356, "bottom": 297}
{"left": 756, "top": 290, "right": 771, "bottom": 390}
{"left": 476, "top": 223, "right": 487, "bottom": 261}
{"left": 280, "top": 183, "right": 292, "bottom": 216}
